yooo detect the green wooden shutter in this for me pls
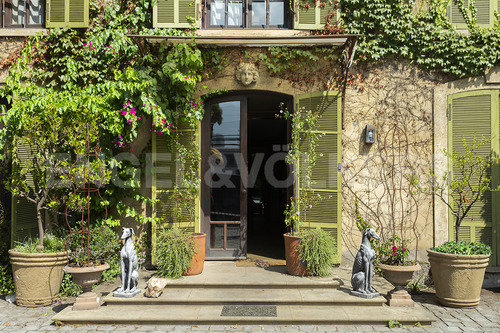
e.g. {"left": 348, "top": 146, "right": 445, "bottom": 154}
{"left": 151, "top": 127, "right": 197, "bottom": 263}
{"left": 448, "top": 0, "right": 495, "bottom": 28}
{"left": 448, "top": 90, "right": 499, "bottom": 265}
{"left": 294, "top": 0, "right": 339, "bottom": 30}
{"left": 46, "top": 0, "right": 89, "bottom": 28}
{"left": 295, "top": 91, "right": 342, "bottom": 263}
{"left": 153, "top": 0, "right": 201, "bottom": 28}
{"left": 10, "top": 142, "right": 38, "bottom": 247}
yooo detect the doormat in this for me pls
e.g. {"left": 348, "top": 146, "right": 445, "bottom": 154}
{"left": 221, "top": 305, "right": 277, "bottom": 317}
{"left": 236, "top": 259, "right": 286, "bottom": 267}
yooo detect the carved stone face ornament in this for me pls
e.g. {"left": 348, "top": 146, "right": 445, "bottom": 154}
{"left": 236, "top": 63, "right": 259, "bottom": 86}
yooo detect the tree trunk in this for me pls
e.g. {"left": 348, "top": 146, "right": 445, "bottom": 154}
{"left": 455, "top": 217, "right": 461, "bottom": 243}
{"left": 36, "top": 201, "right": 44, "bottom": 252}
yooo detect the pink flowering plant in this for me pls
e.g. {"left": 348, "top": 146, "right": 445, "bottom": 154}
{"left": 376, "top": 235, "right": 413, "bottom": 266}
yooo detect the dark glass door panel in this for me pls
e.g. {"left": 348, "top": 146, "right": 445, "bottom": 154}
{"left": 202, "top": 97, "right": 247, "bottom": 259}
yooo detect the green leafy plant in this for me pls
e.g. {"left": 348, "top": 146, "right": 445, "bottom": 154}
{"left": 59, "top": 273, "right": 82, "bottom": 297}
{"left": 406, "top": 274, "right": 429, "bottom": 294}
{"left": 154, "top": 227, "right": 196, "bottom": 279}
{"left": 278, "top": 104, "right": 322, "bottom": 235}
{"left": 432, "top": 241, "right": 492, "bottom": 255}
{"left": 297, "top": 228, "right": 336, "bottom": 276}
{"left": 13, "top": 234, "right": 66, "bottom": 253}
{"left": 67, "top": 223, "right": 120, "bottom": 267}
{"left": 0, "top": 265, "right": 14, "bottom": 295}
{"left": 0, "top": 201, "right": 14, "bottom": 294}
{"left": 377, "top": 235, "right": 414, "bottom": 266}
{"left": 388, "top": 320, "right": 402, "bottom": 328}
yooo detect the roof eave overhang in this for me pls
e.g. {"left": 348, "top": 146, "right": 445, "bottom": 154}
{"left": 128, "top": 34, "right": 360, "bottom": 48}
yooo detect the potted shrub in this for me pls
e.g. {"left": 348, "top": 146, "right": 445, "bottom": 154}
{"left": 422, "top": 137, "right": 495, "bottom": 308}
{"left": 279, "top": 105, "right": 336, "bottom": 276}
{"left": 154, "top": 227, "right": 197, "bottom": 278}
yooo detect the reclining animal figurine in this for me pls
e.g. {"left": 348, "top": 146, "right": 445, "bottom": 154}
{"left": 114, "top": 227, "right": 141, "bottom": 297}
{"left": 351, "top": 228, "right": 380, "bottom": 298}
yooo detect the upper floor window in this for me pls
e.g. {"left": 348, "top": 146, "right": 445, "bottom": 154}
{"left": 3, "top": 0, "right": 44, "bottom": 28}
{"left": 153, "top": 0, "right": 338, "bottom": 30}
{"left": 203, "top": 0, "right": 291, "bottom": 28}
{"left": 1, "top": 0, "right": 89, "bottom": 29}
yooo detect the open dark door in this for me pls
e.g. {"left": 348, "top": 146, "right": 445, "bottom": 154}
{"left": 202, "top": 96, "right": 248, "bottom": 259}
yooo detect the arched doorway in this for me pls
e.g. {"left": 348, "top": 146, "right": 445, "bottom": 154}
{"left": 201, "top": 91, "right": 292, "bottom": 260}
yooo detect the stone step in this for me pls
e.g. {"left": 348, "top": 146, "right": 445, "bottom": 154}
{"left": 103, "top": 287, "right": 387, "bottom": 306}
{"left": 136, "top": 264, "right": 342, "bottom": 290}
{"left": 52, "top": 303, "right": 436, "bottom": 326}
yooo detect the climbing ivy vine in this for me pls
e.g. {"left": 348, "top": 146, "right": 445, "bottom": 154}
{"left": 341, "top": 0, "right": 500, "bottom": 77}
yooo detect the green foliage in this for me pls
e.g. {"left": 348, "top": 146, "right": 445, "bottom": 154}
{"left": 406, "top": 274, "right": 429, "bottom": 294}
{"left": 416, "top": 136, "right": 499, "bottom": 242}
{"left": 278, "top": 104, "right": 322, "bottom": 235}
{"left": 155, "top": 228, "right": 195, "bottom": 279}
{"left": 0, "top": 265, "right": 14, "bottom": 295}
{"left": 377, "top": 234, "right": 413, "bottom": 266}
{"left": 59, "top": 273, "right": 82, "bottom": 297}
{"left": 13, "top": 234, "right": 66, "bottom": 253}
{"left": 67, "top": 223, "right": 121, "bottom": 266}
{"left": 388, "top": 320, "right": 402, "bottom": 328}
{"left": 341, "top": 0, "right": 500, "bottom": 77}
{"left": 432, "top": 241, "right": 492, "bottom": 255}
{"left": 297, "top": 228, "right": 336, "bottom": 276}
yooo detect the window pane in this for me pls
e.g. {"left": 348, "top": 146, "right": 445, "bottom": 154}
{"left": 226, "top": 224, "right": 241, "bottom": 249}
{"left": 228, "top": 0, "right": 242, "bottom": 26}
{"left": 269, "top": 0, "right": 284, "bottom": 25}
{"left": 29, "top": 0, "right": 43, "bottom": 24}
{"left": 210, "top": 101, "right": 241, "bottom": 222}
{"left": 11, "top": 0, "right": 25, "bottom": 25}
{"left": 211, "top": 0, "right": 226, "bottom": 26}
{"left": 252, "top": 0, "right": 266, "bottom": 25}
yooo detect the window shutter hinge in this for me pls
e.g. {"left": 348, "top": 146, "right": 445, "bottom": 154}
{"left": 338, "top": 163, "right": 341, "bottom": 172}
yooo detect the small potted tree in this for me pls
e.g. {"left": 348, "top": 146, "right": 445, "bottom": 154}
{"left": 2, "top": 108, "right": 73, "bottom": 307}
{"left": 280, "top": 106, "right": 336, "bottom": 276}
{"left": 423, "top": 137, "right": 494, "bottom": 308}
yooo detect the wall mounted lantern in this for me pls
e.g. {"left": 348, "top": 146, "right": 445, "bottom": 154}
{"left": 365, "top": 125, "right": 376, "bottom": 144}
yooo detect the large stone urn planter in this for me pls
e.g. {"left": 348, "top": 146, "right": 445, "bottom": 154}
{"left": 63, "top": 262, "right": 109, "bottom": 310}
{"left": 9, "top": 249, "right": 68, "bottom": 307}
{"left": 283, "top": 233, "right": 310, "bottom": 276}
{"left": 378, "top": 263, "right": 421, "bottom": 306}
{"left": 427, "top": 249, "right": 490, "bottom": 308}
{"left": 183, "top": 233, "right": 206, "bottom": 276}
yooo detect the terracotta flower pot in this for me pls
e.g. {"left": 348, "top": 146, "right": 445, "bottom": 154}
{"left": 9, "top": 249, "right": 69, "bottom": 307}
{"left": 63, "top": 262, "right": 110, "bottom": 310}
{"left": 427, "top": 249, "right": 490, "bottom": 308}
{"left": 183, "top": 233, "right": 206, "bottom": 276}
{"left": 378, "top": 263, "right": 421, "bottom": 307}
{"left": 283, "top": 233, "right": 310, "bottom": 276}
